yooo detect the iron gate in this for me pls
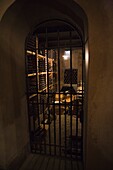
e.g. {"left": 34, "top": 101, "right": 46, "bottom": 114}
{"left": 25, "top": 20, "right": 84, "bottom": 160}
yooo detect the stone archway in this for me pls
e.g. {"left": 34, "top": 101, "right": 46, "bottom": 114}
{"left": 0, "top": 1, "right": 88, "bottom": 169}
{"left": 25, "top": 18, "right": 85, "bottom": 159}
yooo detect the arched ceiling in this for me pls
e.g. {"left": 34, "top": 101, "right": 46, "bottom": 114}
{"left": 0, "top": 0, "right": 15, "bottom": 21}
{"left": 0, "top": 0, "right": 88, "bottom": 42}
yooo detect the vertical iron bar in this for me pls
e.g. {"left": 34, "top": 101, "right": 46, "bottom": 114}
{"left": 39, "top": 95, "right": 42, "bottom": 154}
{"left": 57, "top": 29, "right": 61, "bottom": 156}
{"left": 34, "top": 36, "right": 38, "bottom": 153}
{"left": 76, "top": 99, "right": 79, "bottom": 160}
{"left": 33, "top": 38, "right": 37, "bottom": 134}
{"left": 46, "top": 27, "right": 51, "bottom": 155}
{"left": 70, "top": 31, "right": 73, "bottom": 159}
{"left": 36, "top": 36, "right": 42, "bottom": 154}
{"left": 53, "top": 94, "right": 56, "bottom": 155}
{"left": 42, "top": 99, "right": 46, "bottom": 154}
{"left": 64, "top": 99, "right": 67, "bottom": 158}
{"left": 36, "top": 36, "right": 40, "bottom": 128}
{"left": 81, "top": 45, "right": 85, "bottom": 160}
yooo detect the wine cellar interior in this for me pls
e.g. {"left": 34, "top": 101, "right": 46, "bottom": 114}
{"left": 25, "top": 20, "right": 84, "bottom": 160}
{"left": 1, "top": 1, "right": 113, "bottom": 169}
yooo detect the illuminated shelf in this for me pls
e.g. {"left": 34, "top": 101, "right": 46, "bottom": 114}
{"left": 28, "top": 73, "right": 36, "bottom": 77}
{"left": 27, "top": 50, "right": 36, "bottom": 55}
{"left": 38, "top": 72, "right": 46, "bottom": 75}
{"left": 29, "top": 94, "right": 37, "bottom": 99}
{"left": 37, "top": 54, "right": 46, "bottom": 59}
{"left": 38, "top": 87, "right": 47, "bottom": 93}
{"left": 37, "top": 72, "right": 57, "bottom": 76}
{"left": 26, "top": 43, "right": 57, "bottom": 127}
{"left": 37, "top": 54, "right": 54, "bottom": 61}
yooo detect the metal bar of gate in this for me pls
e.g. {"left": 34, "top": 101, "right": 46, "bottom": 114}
{"left": 76, "top": 99, "right": 79, "bottom": 160}
{"left": 35, "top": 41, "right": 40, "bottom": 153}
{"left": 81, "top": 45, "right": 84, "bottom": 160}
{"left": 53, "top": 94, "right": 56, "bottom": 155}
{"left": 46, "top": 28, "right": 51, "bottom": 155}
{"left": 70, "top": 31, "right": 73, "bottom": 159}
{"left": 64, "top": 99, "right": 67, "bottom": 158}
{"left": 57, "top": 29, "right": 61, "bottom": 156}
{"left": 36, "top": 37, "right": 40, "bottom": 128}
{"left": 43, "top": 99, "right": 46, "bottom": 154}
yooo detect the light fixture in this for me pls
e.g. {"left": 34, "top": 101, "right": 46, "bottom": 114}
{"left": 62, "top": 50, "right": 70, "bottom": 60}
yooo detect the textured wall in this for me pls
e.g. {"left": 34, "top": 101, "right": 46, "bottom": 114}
{"left": 0, "top": 1, "right": 29, "bottom": 169}
{"left": 0, "top": 0, "right": 113, "bottom": 170}
{"left": 75, "top": 0, "right": 113, "bottom": 169}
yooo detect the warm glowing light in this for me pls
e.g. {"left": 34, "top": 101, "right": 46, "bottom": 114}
{"left": 62, "top": 55, "right": 69, "bottom": 60}
{"left": 65, "top": 51, "right": 70, "bottom": 56}
{"left": 85, "top": 45, "right": 89, "bottom": 68}
{"left": 62, "top": 50, "right": 70, "bottom": 60}
{"left": 85, "top": 42, "right": 89, "bottom": 78}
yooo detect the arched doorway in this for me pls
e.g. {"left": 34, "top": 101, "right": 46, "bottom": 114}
{"left": 25, "top": 19, "right": 86, "bottom": 160}
{"left": 0, "top": 0, "right": 88, "bottom": 168}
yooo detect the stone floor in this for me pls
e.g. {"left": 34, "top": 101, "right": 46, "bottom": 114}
{"left": 19, "top": 153, "right": 83, "bottom": 170}
{"left": 32, "top": 114, "right": 82, "bottom": 157}
{"left": 20, "top": 113, "right": 83, "bottom": 170}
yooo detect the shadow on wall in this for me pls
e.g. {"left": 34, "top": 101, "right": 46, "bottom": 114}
{"left": 86, "top": 141, "right": 113, "bottom": 170}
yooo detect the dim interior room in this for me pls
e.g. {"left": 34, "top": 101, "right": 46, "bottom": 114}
{"left": 25, "top": 20, "right": 84, "bottom": 159}
{"left": 0, "top": 0, "right": 113, "bottom": 170}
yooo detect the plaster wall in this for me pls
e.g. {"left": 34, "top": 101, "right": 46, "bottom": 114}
{"left": 0, "top": 0, "right": 113, "bottom": 170}
{"left": 0, "top": 15, "right": 29, "bottom": 170}
{"left": 75, "top": 0, "right": 113, "bottom": 169}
